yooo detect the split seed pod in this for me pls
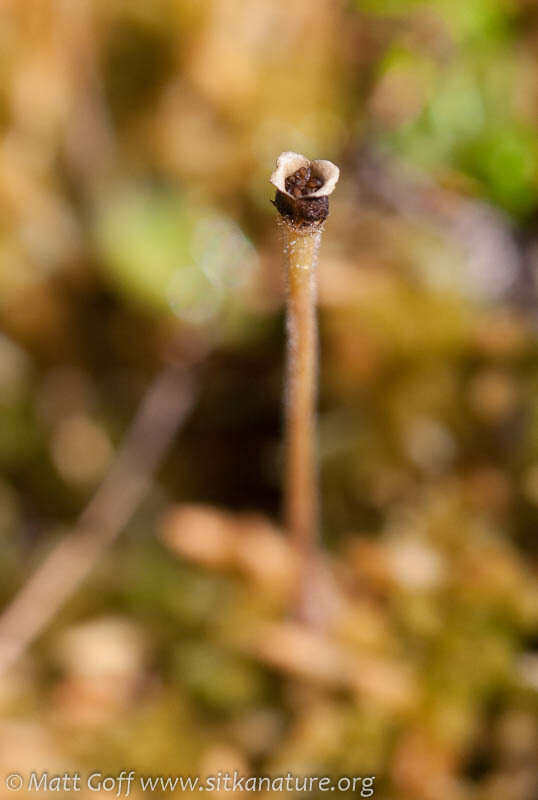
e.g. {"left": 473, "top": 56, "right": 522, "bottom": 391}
{"left": 271, "top": 151, "right": 340, "bottom": 229}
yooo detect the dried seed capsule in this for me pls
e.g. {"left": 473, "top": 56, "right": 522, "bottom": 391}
{"left": 271, "top": 152, "right": 340, "bottom": 228}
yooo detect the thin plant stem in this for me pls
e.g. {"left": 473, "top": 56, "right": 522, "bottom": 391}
{"left": 271, "top": 151, "right": 339, "bottom": 623}
{"left": 282, "top": 221, "right": 323, "bottom": 623}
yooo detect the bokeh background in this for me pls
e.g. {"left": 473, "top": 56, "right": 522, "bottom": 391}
{"left": 0, "top": 1, "right": 537, "bottom": 798}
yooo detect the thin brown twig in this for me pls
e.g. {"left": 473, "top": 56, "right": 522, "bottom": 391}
{"left": 271, "top": 152, "right": 339, "bottom": 626}
{"left": 282, "top": 223, "right": 322, "bottom": 623}
{"left": 0, "top": 364, "right": 196, "bottom": 677}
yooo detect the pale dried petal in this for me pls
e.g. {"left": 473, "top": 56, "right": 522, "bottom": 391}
{"left": 270, "top": 151, "right": 339, "bottom": 198}
{"left": 309, "top": 158, "right": 340, "bottom": 196}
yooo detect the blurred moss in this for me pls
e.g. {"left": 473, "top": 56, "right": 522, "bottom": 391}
{"left": 102, "top": 18, "right": 175, "bottom": 124}
{"left": 173, "top": 641, "right": 272, "bottom": 714}
{"left": 94, "top": 187, "right": 194, "bottom": 313}
{"left": 461, "top": 125, "right": 538, "bottom": 217}
{"left": 0, "top": 0, "right": 537, "bottom": 794}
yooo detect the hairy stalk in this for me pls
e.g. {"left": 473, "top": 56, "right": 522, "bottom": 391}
{"left": 282, "top": 222, "right": 323, "bottom": 621}
{"left": 271, "top": 151, "right": 339, "bottom": 625}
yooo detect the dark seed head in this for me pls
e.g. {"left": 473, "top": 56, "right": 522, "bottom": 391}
{"left": 273, "top": 189, "right": 329, "bottom": 229}
{"left": 285, "top": 165, "right": 324, "bottom": 197}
